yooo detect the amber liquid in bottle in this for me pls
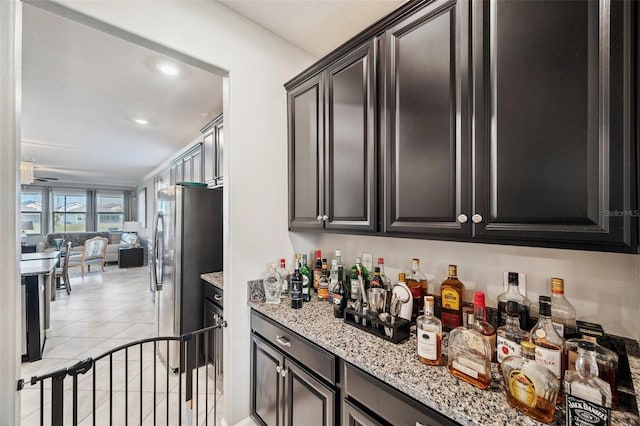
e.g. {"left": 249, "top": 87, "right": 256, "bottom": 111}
{"left": 440, "top": 265, "right": 465, "bottom": 331}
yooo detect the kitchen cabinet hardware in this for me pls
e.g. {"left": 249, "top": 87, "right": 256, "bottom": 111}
{"left": 471, "top": 214, "right": 483, "bottom": 224}
{"left": 276, "top": 335, "right": 291, "bottom": 347}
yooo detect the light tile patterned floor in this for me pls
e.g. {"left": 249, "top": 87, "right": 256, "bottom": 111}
{"left": 19, "top": 264, "right": 223, "bottom": 425}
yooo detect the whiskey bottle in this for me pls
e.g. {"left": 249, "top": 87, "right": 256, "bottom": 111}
{"left": 550, "top": 278, "right": 577, "bottom": 338}
{"left": 406, "top": 258, "right": 427, "bottom": 323}
{"left": 416, "top": 296, "right": 442, "bottom": 366}
{"left": 497, "top": 301, "right": 529, "bottom": 364}
{"left": 313, "top": 250, "right": 322, "bottom": 295}
{"left": 565, "top": 341, "right": 612, "bottom": 426}
{"left": 501, "top": 341, "right": 560, "bottom": 423}
{"left": 277, "top": 258, "right": 290, "bottom": 299}
{"left": 565, "top": 320, "right": 618, "bottom": 405}
{"left": 290, "top": 259, "right": 303, "bottom": 309}
{"left": 318, "top": 259, "right": 329, "bottom": 301}
{"left": 300, "top": 254, "right": 312, "bottom": 302}
{"left": 473, "top": 291, "right": 496, "bottom": 361}
{"left": 530, "top": 296, "right": 564, "bottom": 382}
{"left": 497, "top": 272, "right": 530, "bottom": 329}
{"left": 333, "top": 266, "right": 346, "bottom": 318}
{"left": 440, "top": 265, "right": 465, "bottom": 331}
{"left": 447, "top": 312, "right": 492, "bottom": 389}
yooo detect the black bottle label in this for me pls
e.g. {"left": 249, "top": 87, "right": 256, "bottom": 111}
{"left": 566, "top": 394, "right": 611, "bottom": 426}
{"left": 290, "top": 277, "right": 303, "bottom": 309}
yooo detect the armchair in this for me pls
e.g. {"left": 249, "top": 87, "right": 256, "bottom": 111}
{"left": 68, "top": 236, "right": 108, "bottom": 278}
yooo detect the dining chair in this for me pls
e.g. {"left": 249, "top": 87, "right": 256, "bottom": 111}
{"left": 68, "top": 236, "right": 109, "bottom": 278}
{"left": 55, "top": 241, "right": 72, "bottom": 294}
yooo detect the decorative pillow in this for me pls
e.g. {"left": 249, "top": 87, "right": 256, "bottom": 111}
{"left": 120, "top": 233, "right": 138, "bottom": 246}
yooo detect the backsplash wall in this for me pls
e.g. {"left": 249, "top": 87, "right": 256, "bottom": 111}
{"left": 290, "top": 232, "right": 640, "bottom": 340}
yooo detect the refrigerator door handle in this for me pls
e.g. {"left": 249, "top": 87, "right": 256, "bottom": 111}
{"left": 152, "top": 212, "right": 164, "bottom": 291}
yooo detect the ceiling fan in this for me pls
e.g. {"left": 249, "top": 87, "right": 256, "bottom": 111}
{"left": 33, "top": 176, "right": 59, "bottom": 182}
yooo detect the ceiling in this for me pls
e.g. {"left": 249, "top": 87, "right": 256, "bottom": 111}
{"left": 21, "top": 1, "right": 403, "bottom": 187}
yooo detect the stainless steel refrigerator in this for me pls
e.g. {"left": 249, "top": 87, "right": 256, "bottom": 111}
{"left": 152, "top": 185, "right": 223, "bottom": 371}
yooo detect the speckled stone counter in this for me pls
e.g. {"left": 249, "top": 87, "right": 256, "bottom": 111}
{"left": 248, "top": 297, "right": 640, "bottom": 426}
{"left": 201, "top": 271, "right": 223, "bottom": 289}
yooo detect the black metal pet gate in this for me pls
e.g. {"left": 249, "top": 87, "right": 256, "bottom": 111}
{"left": 18, "top": 322, "right": 226, "bottom": 425}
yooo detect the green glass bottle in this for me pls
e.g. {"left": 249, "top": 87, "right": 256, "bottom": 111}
{"left": 300, "top": 253, "right": 312, "bottom": 302}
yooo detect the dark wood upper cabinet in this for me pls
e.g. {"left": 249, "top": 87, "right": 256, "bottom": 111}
{"left": 472, "top": 0, "right": 635, "bottom": 250}
{"left": 383, "top": 0, "right": 470, "bottom": 236}
{"left": 324, "top": 41, "right": 377, "bottom": 232}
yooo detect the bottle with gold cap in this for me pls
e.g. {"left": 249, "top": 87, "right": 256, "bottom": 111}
{"left": 440, "top": 265, "right": 465, "bottom": 331}
{"left": 550, "top": 277, "right": 577, "bottom": 338}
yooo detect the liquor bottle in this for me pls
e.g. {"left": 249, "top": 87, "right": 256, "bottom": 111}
{"left": 550, "top": 277, "right": 577, "bottom": 338}
{"left": 349, "top": 257, "right": 369, "bottom": 302}
{"left": 318, "top": 259, "right": 330, "bottom": 300}
{"left": 277, "top": 258, "right": 290, "bottom": 299}
{"left": 328, "top": 259, "right": 338, "bottom": 303}
{"left": 406, "top": 258, "right": 427, "bottom": 322}
{"left": 440, "top": 265, "right": 465, "bottom": 331}
{"left": 333, "top": 266, "right": 346, "bottom": 318}
{"left": 447, "top": 312, "right": 492, "bottom": 390}
{"left": 300, "top": 254, "right": 312, "bottom": 302}
{"left": 263, "top": 263, "right": 281, "bottom": 304}
{"left": 313, "top": 250, "right": 322, "bottom": 295}
{"left": 497, "top": 272, "right": 530, "bottom": 330}
{"left": 530, "top": 296, "right": 564, "bottom": 383}
{"left": 377, "top": 258, "right": 392, "bottom": 311}
{"left": 473, "top": 291, "right": 496, "bottom": 361}
{"left": 565, "top": 321, "right": 618, "bottom": 404}
{"left": 334, "top": 249, "right": 344, "bottom": 269}
{"left": 501, "top": 341, "right": 560, "bottom": 423}
{"left": 564, "top": 341, "right": 612, "bottom": 426}
{"left": 370, "top": 267, "right": 383, "bottom": 288}
{"left": 394, "top": 273, "right": 413, "bottom": 322}
{"left": 497, "top": 300, "right": 529, "bottom": 364}
{"left": 416, "top": 296, "right": 442, "bottom": 366}
{"left": 290, "top": 259, "right": 303, "bottom": 309}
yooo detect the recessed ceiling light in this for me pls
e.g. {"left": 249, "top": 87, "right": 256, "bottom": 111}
{"left": 133, "top": 118, "right": 149, "bottom": 125}
{"left": 157, "top": 63, "right": 179, "bottom": 76}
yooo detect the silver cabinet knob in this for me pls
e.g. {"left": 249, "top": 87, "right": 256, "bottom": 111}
{"left": 322, "top": 215, "right": 329, "bottom": 221}
{"left": 281, "top": 368, "right": 288, "bottom": 378}
{"left": 457, "top": 214, "right": 468, "bottom": 224}
{"left": 276, "top": 365, "right": 281, "bottom": 374}
{"left": 472, "top": 214, "right": 483, "bottom": 224}
{"left": 317, "top": 215, "right": 322, "bottom": 221}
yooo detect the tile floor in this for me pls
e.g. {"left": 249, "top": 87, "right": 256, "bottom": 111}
{"left": 19, "top": 263, "right": 223, "bottom": 425}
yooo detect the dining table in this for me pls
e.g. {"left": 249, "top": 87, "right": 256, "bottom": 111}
{"left": 20, "top": 251, "right": 59, "bottom": 362}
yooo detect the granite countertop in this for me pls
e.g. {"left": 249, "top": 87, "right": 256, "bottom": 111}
{"left": 201, "top": 271, "right": 223, "bottom": 289}
{"left": 249, "top": 297, "right": 640, "bottom": 426}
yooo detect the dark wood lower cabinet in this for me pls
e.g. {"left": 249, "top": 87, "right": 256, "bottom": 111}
{"left": 251, "top": 335, "right": 284, "bottom": 426}
{"left": 284, "top": 360, "right": 335, "bottom": 426}
{"left": 342, "top": 400, "right": 384, "bottom": 426}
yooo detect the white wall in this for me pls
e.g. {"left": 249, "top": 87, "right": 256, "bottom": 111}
{"left": 45, "top": 1, "right": 315, "bottom": 423}
{"left": 291, "top": 232, "right": 640, "bottom": 340}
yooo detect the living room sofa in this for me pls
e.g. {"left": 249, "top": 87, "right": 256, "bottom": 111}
{"left": 37, "top": 231, "right": 139, "bottom": 263}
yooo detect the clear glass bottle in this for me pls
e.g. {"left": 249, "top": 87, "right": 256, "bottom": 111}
{"left": 333, "top": 266, "right": 346, "bottom": 318}
{"left": 277, "top": 258, "right": 290, "bottom": 299}
{"left": 318, "top": 259, "right": 329, "bottom": 301}
{"left": 565, "top": 334, "right": 618, "bottom": 405}
{"left": 300, "top": 253, "right": 312, "bottom": 302}
{"left": 416, "top": 296, "right": 442, "bottom": 366}
{"left": 406, "top": 258, "right": 427, "bottom": 323}
{"left": 290, "top": 259, "right": 303, "bottom": 309}
{"left": 447, "top": 312, "right": 492, "bottom": 389}
{"left": 473, "top": 291, "right": 496, "bottom": 361}
{"left": 328, "top": 259, "right": 338, "bottom": 303}
{"left": 530, "top": 296, "right": 564, "bottom": 382}
{"left": 564, "top": 341, "right": 612, "bottom": 425}
{"left": 349, "top": 257, "right": 369, "bottom": 302}
{"left": 440, "top": 265, "right": 465, "bottom": 331}
{"left": 497, "top": 300, "right": 529, "bottom": 364}
{"left": 497, "top": 272, "right": 530, "bottom": 330}
{"left": 501, "top": 341, "right": 560, "bottom": 423}
{"left": 263, "top": 263, "right": 281, "bottom": 304}
{"left": 313, "top": 250, "right": 322, "bottom": 295}
{"left": 550, "top": 277, "right": 577, "bottom": 338}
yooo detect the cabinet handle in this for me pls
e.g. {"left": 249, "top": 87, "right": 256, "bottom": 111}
{"left": 281, "top": 368, "right": 288, "bottom": 378}
{"left": 213, "top": 294, "right": 222, "bottom": 302}
{"left": 472, "top": 214, "right": 483, "bottom": 224}
{"left": 276, "top": 335, "right": 291, "bottom": 347}
{"left": 457, "top": 214, "right": 468, "bottom": 224}
{"left": 276, "top": 365, "right": 281, "bottom": 374}
{"left": 317, "top": 215, "right": 323, "bottom": 221}
{"left": 322, "top": 215, "right": 328, "bottom": 221}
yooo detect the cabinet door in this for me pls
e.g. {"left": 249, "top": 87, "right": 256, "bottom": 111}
{"left": 183, "top": 155, "right": 193, "bottom": 182}
{"left": 288, "top": 74, "right": 324, "bottom": 230}
{"left": 472, "top": 0, "right": 634, "bottom": 250}
{"left": 324, "top": 41, "right": 377, "bottom": 232}
{"left": 383, "top": 0, "right": 471, "bottom": 237}
{"left": 203, "top": 131, "right": 215, "bottom": 184}
{"left": 342, "top": 400, "right": 383, "bottom": 426}
{"left": 283, "top": 359, "right": 335, "bottom": 426}
{"left": 251, "top": 335, "right": 284, "bottom": 426}
{"left": 215, "top": 123, "right": 224, "bottom": 186}
{"left": 192, "top": 149, "right": 202, "bottom": 183}
{"left": 175, "top": 161, "right": 184, "bottom": 184}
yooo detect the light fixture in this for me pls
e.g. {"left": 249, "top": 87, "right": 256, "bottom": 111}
{"left": 123, "top": 221, "right": 142, "bottom": 233}
{"left": 20, "top": 160, "right": 34, "bottom": 185}
{"left": 133, "top": 118, "right": 149, "bottom": 125}
{"left": 156, "top": 63, "right": 179, "bottom": 76}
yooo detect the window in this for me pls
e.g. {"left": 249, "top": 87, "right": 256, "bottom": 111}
{"left": 52, "top": 190, "right": 87, "bottom": 232}
{"left": 96, "top": 191, "right": 124, "bottom": 231}
{"left": 21, "top": 189, "right": 43, "bottom": 234}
